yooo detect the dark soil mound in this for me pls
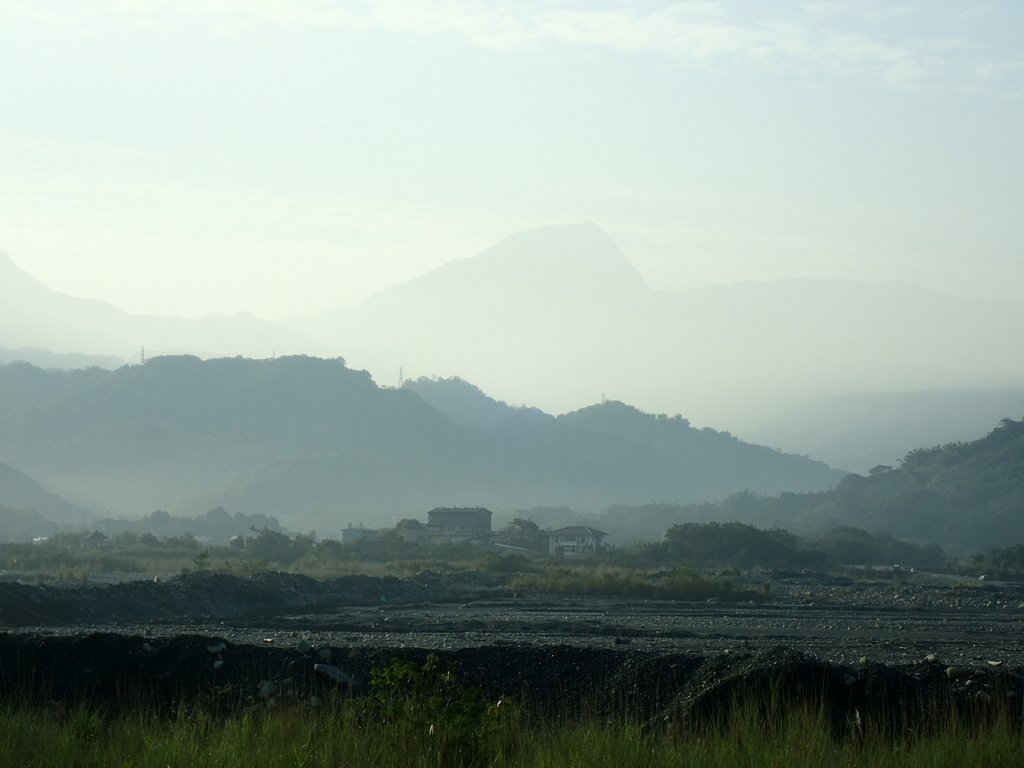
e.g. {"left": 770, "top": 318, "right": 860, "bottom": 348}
{"left": 0, "top": 571, "right": 463, "bottom": 627}
{"left": 0, "top": 632, "right": 633, "bottom": 716}
{"left": 2, "top": 632, "right": 1021, "bottom": 732}
{"left": 653, "top": 645, "right": 1024, "bottom": 736}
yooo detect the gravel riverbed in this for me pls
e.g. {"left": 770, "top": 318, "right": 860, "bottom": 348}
{"left": 3, "top": 571, "right": 1024, "bottom": 727}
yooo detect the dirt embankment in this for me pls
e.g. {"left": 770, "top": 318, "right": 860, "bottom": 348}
{"left": 0, "top": 632, "right": 1019, "bottom": 736}
{"left": 0, "top": 570, "right": 488, "bottom": 627}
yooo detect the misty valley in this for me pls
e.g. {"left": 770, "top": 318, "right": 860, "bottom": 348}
{"left": 3, "top": 349, "right": 1024, "bottom": 767}
{"left": 3, "top": 227, "right": 1024, "bottom": 767}
{"left": 6, "top": 0, "right": 1024, "bottom": 759}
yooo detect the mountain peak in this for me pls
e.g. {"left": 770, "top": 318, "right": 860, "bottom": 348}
{"left": 383, "top": 222, "right": 648, "bottom": 303}
{"left": 466, "top": 222, "right": 648, "bottom": 291}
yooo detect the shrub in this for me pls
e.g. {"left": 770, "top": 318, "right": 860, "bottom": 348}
{"left": 361, "top": 654, "right": 515, "bottom": 767}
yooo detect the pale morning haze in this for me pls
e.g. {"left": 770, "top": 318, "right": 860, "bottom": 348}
{"left": 10, "top": 2, "right": 1024, "bottom": 745}
{"left": 3, "top": 0, "right": 1024, "bottom": 469}
{"left": 2, "top": 0, "right": 1022, "bottom": 318}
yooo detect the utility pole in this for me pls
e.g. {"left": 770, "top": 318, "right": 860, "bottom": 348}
{"left": 140, "top": 346, "right": 146, "bottom": 365}
{"left": 398, "top": 367, "right": 404, "bottom": 388}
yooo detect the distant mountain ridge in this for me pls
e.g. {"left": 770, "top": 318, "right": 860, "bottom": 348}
{"left": 749, "top": 388, "right": 1024, "bottom": 474}
{"left": 0, "top": 356, "right": 843, "bottom": 532}
{"left": 0, "top": 251, "right": 305, "bottom": 360}
{"left": 282, "top": 223, "right": 1024, "bottom": 433}
{"left": 402, "top": 376, "right": 550, "bottom": 429}
{"left": 0, "top": 345, "right": 124, "bottom": 370}
{"left": 654, "top": 417, "right": 1024, "bottom": 553}
{"left": 7, "top": 224, "right": 1024, "bottom": 468}
{"left": 0, "top": 461, "right": 88, "bottom": 526}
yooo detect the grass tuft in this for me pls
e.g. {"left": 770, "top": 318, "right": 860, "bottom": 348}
{"left": 3, "top": 693, "right": 1023, "bottom": 768}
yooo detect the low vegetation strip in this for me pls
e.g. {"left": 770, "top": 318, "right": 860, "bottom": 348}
{"left": 3, "top": 694, "right": 1024, "bottom": 768}
{"left": 509, "top": 565, "right": 766, "bottom": 602}
{"left": 2, "top": 633, "right": 1020, "bottom": 738}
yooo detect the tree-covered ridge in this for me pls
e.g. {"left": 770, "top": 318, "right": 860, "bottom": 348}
{"left": 0, "top": 357, "right": 843, "bottom": 532}
{"left": 651, "top": 418, "right": 1024, "bottom": 552}
{"left": 402, "top": 376, "right": 550, "bottom": 430}
{"left": 838, "top": 418, "right": 1024, "bottom": 550}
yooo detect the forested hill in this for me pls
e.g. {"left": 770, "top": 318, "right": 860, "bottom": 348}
{"left": 0, "top": 357, "right": 842, "bottom": 532}
{"left": 664, "top": 418, "right": 1024, "bottom": 552}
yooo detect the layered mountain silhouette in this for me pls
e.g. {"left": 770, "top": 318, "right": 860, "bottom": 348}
{"left": 284, "top": 223, "right": 1024, "bottom": 434}
{"left": 748, "top": 388, "right": 1024, "bottom": 474}
{"left": 667, "top": 417, "right": 1024, "bottom": 553}
{"left": 5, "top": 223, "right": 1024, "bottom": 470}
{"left": 0, "top": 345, "right": 124, "bottom": 370}
{"left": 0, "top": 356, "right": 842, "bottom": 532}
{"left": 0, "top": 251, "right": 304, "bottom": 361}
{"left": 285, "top": 221, "right": 661, "bottom": 400}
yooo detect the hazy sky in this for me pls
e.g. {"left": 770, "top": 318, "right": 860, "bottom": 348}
{"left": 1, "top": 1, "right": 1022, "bottom": 318}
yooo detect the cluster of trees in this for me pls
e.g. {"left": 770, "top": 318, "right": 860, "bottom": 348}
{"left": 969, "top": 544, "right": 1024, "bottom": 579}
{"left": 660, "top": 522, "right": 815, "bottom": 569}
{"left": 646, "top": 418, "right": 1024, "bottom": 554}
{"left": 0, "top": 515, "right": 983, "bottom": 585}
{"left": 610, "top": 521, "right": 949, "bottom": 571}
{"left": 95, "top": 507, "right": 283, "bottom": 542}
{"left": 4, "top": 512, "right": 958, "bottom": 576}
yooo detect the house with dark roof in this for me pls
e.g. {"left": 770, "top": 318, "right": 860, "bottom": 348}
{"left": 547, "top": 525, "right": 608, "bottom": 556}
{"left": 426, "top": 507, "right": 492, "bottom": 541}
{"left": 340, "top": 525, "right": 379, "bottom": 544}
{"left": 81, "top": 530, "right": 112, "bottom": 550}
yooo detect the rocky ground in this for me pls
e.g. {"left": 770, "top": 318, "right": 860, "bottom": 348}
{"left": 2, "top": 570, "right": 1022, "bottom": 729}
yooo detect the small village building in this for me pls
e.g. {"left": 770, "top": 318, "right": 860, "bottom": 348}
{"left": 395, "top": 519, "right": 428, "bottom": 543}
{"left": 426, "top": 507, "right": 492, "bottom": 541}
{"left": 341, "top": 525, "right": 379, "bottom": 544}
{"left": 548, "top": 525, "right": 608, "bottom": 556}
{"left": 81, "top": 530, "right": 112, "bottom": 550}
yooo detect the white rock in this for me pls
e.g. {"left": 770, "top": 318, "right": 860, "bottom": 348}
{"left": 946, "top": 666, "right": 969, "bottom": 681}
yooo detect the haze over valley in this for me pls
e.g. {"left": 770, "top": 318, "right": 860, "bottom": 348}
{"left": 8, "top": 13, "right": 1024, "bottom": 764}
{"left": 4, "top": 217, "right": 1024, "bottom": 553}
{"left": 3, "top": 222, "right": 1024, "bottom": 479}
{"left": 3, "top": 1, "right": 1023, "bottom": 553}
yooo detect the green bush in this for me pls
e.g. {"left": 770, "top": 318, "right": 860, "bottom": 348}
{"left": 361, "top": 654, "right": 515, "bottom": 767}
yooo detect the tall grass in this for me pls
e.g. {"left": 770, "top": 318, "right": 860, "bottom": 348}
{"left": 3, "top": 697, "right": 1021, "bottom": 768}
